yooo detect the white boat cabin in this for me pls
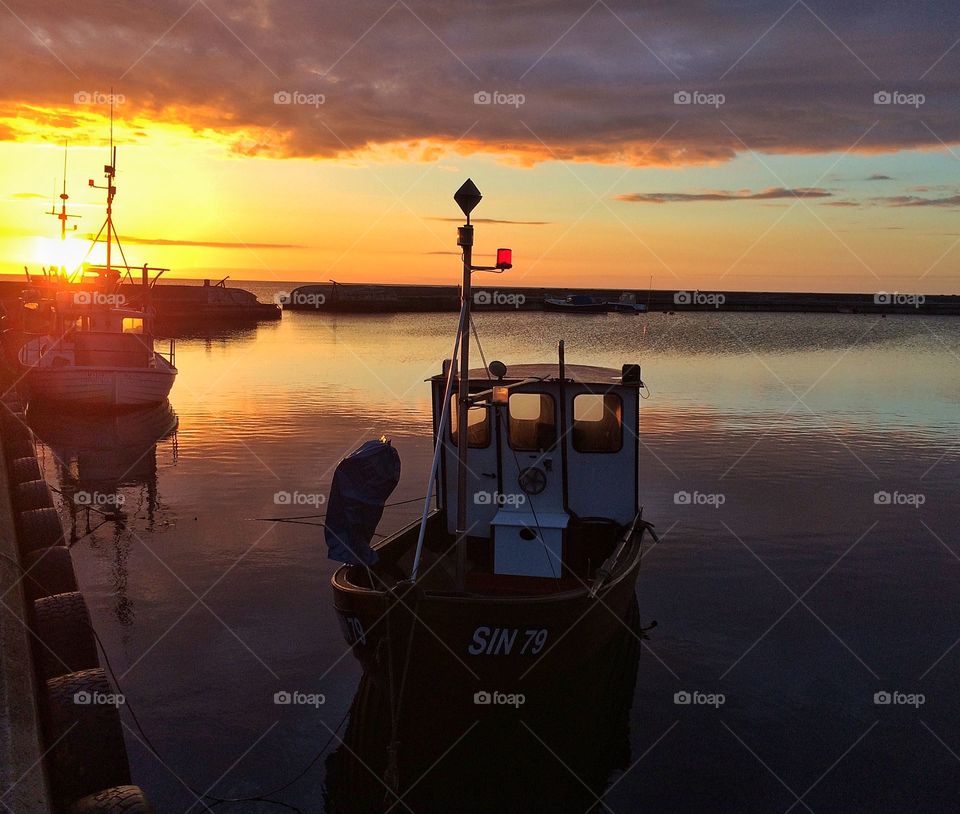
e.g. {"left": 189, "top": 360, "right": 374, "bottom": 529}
{"left": 430, "top": 362, "right": 643, "bottom": 581}
{"left": 22, "top": 290, "right": 158, "bottom": 369}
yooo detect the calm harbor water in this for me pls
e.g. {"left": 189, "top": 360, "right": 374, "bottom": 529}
{"left": 28, "top": 293, "right": 960, "bottom": 813}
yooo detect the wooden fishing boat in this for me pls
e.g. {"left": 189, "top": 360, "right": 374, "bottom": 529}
{"left": 327, "top": 181, "right": 657, "bottom": 710}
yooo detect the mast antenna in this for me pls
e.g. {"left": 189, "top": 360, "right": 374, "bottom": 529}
{"left": 47, "top": 140, "right": 80, "bottom": 247}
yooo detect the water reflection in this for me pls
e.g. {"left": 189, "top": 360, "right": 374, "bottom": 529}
{"left": 29, "top": 401, "right": 179, "bottom": 625}
{"left": 325, "top": 601, "right": 645, "bottom": 814}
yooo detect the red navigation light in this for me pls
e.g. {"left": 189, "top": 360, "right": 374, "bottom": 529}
{"left": 496, "top": 248, "right": 512, "bottom": 269}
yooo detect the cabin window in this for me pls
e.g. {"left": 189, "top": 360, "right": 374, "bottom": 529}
{"left": 449, "top": 397, "right": 490, "bottom": 448}
{"left": 508, "top": 393, "right": 556, "bottom": 451}
{"left": 122, "top": 317, "right": 144, "bottom": 334}
{"left": 71, "top": 316, "right": 90, "bottom": 332}
{"left": 572, "top": 393, "right": 622, "bottom": 453}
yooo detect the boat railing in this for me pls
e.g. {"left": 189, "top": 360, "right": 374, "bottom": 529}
{"left": 155, "top": 339, "right": 176, "bottom": 368}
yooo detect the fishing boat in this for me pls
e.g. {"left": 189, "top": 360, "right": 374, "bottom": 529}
{"left": 326, "top": 181, "right": 657, "bottom": 733}
{"left": 607, "top": 291, "right": 649, "bottom": 313}
{"left": 543, "top": 293, "right": 610, "bottom": 313}
{"left": 15, "top": 139, "right": 177, "bottom": 409}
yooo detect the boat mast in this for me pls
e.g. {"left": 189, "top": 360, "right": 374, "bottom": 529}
{"left": 453, "top": 179, "right": 482, "bottom": 591}
{"left": 105, "top": 100, "right": 116, "bottom": 274}
{"left": 47, "top": 141, "right": 79, "bottom": 276}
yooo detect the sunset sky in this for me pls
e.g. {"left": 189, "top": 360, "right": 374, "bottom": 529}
{"left": 1, "top": 1, "right": 958, "bottom": 292}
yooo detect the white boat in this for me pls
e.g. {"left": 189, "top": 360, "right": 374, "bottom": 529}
{"left": 16, "top": 136, "right": 177, "bottom": 409}
{"left": 19, "top": 289, "right": 176, "bottom": 408}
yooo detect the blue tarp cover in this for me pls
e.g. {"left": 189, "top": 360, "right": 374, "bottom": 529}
{"left": 324, "top": 438, "right": 401, "bottom": 565}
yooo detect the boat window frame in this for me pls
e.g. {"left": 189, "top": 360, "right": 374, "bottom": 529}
{"left": 507, "top": 391, "right": 557, "bottom": 452}
{"left": 571, "top": 392, "right": 624, "bottom": 453}
{"left": 449, "top": 394, "right": 491, "bottom": 449}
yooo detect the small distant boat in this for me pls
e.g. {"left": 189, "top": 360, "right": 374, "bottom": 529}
{"left": 543, "top": 293, "right": 609, "bottom": 313}
{"left": 607, "top": 292, "right": 648, "bottom": 314}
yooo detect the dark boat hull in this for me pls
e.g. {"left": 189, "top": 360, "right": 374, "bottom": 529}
{"left": 331, "top": 524, "right": 646, "bottom": 701}
{"left": 542, "top": 299, "right": 609, "bottom": 314}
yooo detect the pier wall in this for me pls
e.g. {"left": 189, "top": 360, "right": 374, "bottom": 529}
{"left": 0, "top": 385, "right": 152, "bottom": 813}
{"left": 282, "top": 283, "right": 960, "bottom": 315}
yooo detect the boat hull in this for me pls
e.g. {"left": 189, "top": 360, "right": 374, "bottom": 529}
{"left": 24, "top": 364, "right": 176, "bottom": 408}
{"left": 543, "top": 299, "right": 609, "bottom": 313}
{"left": 332, "top": 531, "right": 645, "bottom": 701}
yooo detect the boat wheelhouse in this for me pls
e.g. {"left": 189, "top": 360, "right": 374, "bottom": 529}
{"left": 433, "top": 361, "right": 642, "bottom": 585}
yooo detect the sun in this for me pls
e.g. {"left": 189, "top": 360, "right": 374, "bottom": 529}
{"left": 31, "top": 236, "right": 90, "bottom": 275}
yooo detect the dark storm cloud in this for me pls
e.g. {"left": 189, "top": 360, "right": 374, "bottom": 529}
{"left": 0, "top": 0, "right": 958, "bottom": 165}
{"left": 615, "top": 187, "right": 833, "bottom": 203}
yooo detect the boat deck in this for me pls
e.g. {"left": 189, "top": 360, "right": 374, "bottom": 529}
{"left": 341, "top": 510, "right": 629, "bottom": 597}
